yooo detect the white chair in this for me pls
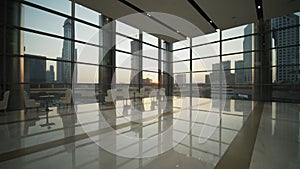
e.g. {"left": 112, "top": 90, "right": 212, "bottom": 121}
{"left": 60, "top": 89, "right": 72, "bottom": 107}
{"left": 24, "top": 91, "right": 40, "bottom": 112}
{"left": 0, "top": 91, "right": 10, "bottom": 112}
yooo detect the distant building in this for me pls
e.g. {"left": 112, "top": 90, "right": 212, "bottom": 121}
{"left": 46, "top": 65, "right": 55, "bottom": 82}
{"left": 143, "top": 78, "right": 152, "bottom": 85}
{"left": 56, "top": 57, "right": 63, "bottom": 82}
{"left": 131, "top": 40, "right": 141, "bottom": 86}
{"left": 24, "top": 54, "right": 46, "bottom": 83}
{"left": 60, "top": 19, "right": 78, "bottom": 83}
{"left": 235, "top": 60, "right": 244, "bottom": 84}
{"left": 205, "top": 74, "right": 210, "bottom": 84}
{"left": 243, "top": 24, "right": 253, "bottom": 84}
{"left": 272, "top": 14, "right": 299, "bottom": 83}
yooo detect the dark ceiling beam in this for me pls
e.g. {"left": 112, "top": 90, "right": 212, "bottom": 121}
{"left": 187, "top": 0, "right": 218, "bottom": 30}
{"left": 255, "top": 0, "right": 264, "bottom": 20}
{"left": 118, "top": 0, "right": 187, "bottom": 39}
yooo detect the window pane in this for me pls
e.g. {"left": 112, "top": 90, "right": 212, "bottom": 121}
{"left": 76, "top": 43, "right": 99, "bottom": 64}
{"left": 24, "top": 31, "right": 70, "bottom": 60}
{"left": 193, "top": 57, "right": 220, "bottom": 72}
{"left": 116, "top": 35, "right": 132, "bottom": 53}
{"left": 143, "top": 58, "right": 158, "bottom": 71}
{"left": 25, "top": 0, "right": 71, "bottom": 15}
{"left": 75, "top": 22, "right": 100, "bottom": 45}
{"left": 222, "top": 24, "right": 254, "bottom": 39}
{"left": 222, "top": 36, "right": 255, "bottom": 54}
{"left": 143, "top": 32, "right": 158, "bottom": 46}
{"left": 23, "top": 4, "right": 68, "bottom": 36}
{"left": 116, "top": 51, "right": 132, "bottom": 69}
{"left": 174, "top": 61, "right": 190, "bottom": 73}
{"left": 75, "top": 3, "right": 101, "bottom": 25}
{"left": 173, "top": 49, "right": 189, "bottom": 61}
{"left": 192, "top": 43, "right": 219, "bottom": 58}
{"left": 77, "top": 64, "right": 98, "bottom": 83}
{"left": 173, "top": 38, "right": 190, "bottom": 50}
{"left": 116, "top": 21, "right": 139, "bottom": 39}
{"left": 192, "top": 32, "right": 219, "bottom": 46}
{"left": 116, "top": 68, "right": 131, "bottom": 84}
{"left": 143, "top": 44, "right": 158, "bottom": 59}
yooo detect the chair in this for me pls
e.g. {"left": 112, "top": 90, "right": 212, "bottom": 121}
{"left": 60, "top": 89, "right": 72, "bottom": 107}
{"left": 24, "top": 91, "right": 40, "bottom": 112}
{"left": 0, "top": 91, "right": 10, "bottom": 112}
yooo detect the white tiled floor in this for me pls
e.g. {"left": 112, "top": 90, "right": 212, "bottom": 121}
{"left": 1, "top": 98, "right": 298, "bottom": 169}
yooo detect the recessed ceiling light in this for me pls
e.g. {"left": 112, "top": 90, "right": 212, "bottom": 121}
{"left": 209, "top": 20, "right": 213, "bottom": 23}
{"left": 258, "top": 5, "right": 261, "bottom": 9}
{"left": 176, "top": 30, "right": 180, "bottom": 33}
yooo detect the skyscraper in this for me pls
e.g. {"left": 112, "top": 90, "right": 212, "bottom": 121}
{"left": 24, "top": 54, "right": 46, "bottom": 83}
{"left": 60, "top": 19, "right": 78, "bottom": 83}
{"left": 235, "top": 60, "right": 244, "bottom": 84}
{"left": 272, "top": 14, "right": 299, "bottom": 83}
{"left": 243, "top": 24, "right": 253, "bottom": 84}
{"left": 130, "top": 40, "right": 142, "bottom": 86}
{"left": 46, "top": 65, "right": 55, "bottom": 82}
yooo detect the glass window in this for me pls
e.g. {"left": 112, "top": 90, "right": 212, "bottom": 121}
{"left": 25, "top": 0, "right": 71, "bottom": 15}
{"left": 77, "top": 64, "right": 98, "bottom": 83}
{"left": 192, "top": 32, "right": 219, "bottom": 46}
{"left": 192, "top": 43, "right": 219, "bottom": 58}
{"left": 76, "top": 43, "right": 99, "bottom": 64}
{"left": 143, "top": 32, "right": 158, "bottom": 46}
{"left": 116, "top": 35, "right": 133, "bottom": 53}
{"left": 143, "top": 44, "right": 158, "bottom": 59}
{"left": 24, "top": 31, "right": 69, "bottom": 60}
{"left": 173, "top": 49, "right": 189, "bottom": 61}
{"left": 173, "top": 61, "right": 190, "bottom": 73}
{"left": 116, "top": 68, "right": 131, "bottom": 84}
{"left": 222, "top": 24, "right": 254, "bottom": 39}
{"left": 75, "top": 22, "right": 100, "bottom": 45}
{"left": 116, "top": 21, "right": 139, "bottom": 39}
{"left": 173, "top": 38, "right": 190, "bottom": 50}
{"left": 75, "top": 4, "right": 101, "bottom": 25}
{"left": 193, "top": 57, "right": 220, "bottom": 72}
{"left": 23, "top": 4, "right": 68, "bottom": 36}
{"left": 143, "top": 71, "right": 158, "bottom": 85}
{"left": 222, "top": 36, "right": 255, "bottom": 54}
{"left": 116, "top": 51, "right": 132, "bottom": 69}
{"left": 143, "top": 58, "right": 158, "bottom": 71}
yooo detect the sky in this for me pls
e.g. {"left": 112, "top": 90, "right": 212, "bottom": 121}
{"left": 23, "top": 1, "right": 300, "bottom": 84}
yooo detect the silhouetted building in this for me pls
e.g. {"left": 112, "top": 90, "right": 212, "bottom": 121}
{"left": 272, "top": 14, "right": 299, "bottom": 83}
{"left": 235, "top": 60, "right": 244, "bottom": 84}
{"left": 61, "top": 19, "right": 78, "bottom": 83}
{"left": 46, "top": 65, "right": 55, "bottom": 82}
{"left": 243, "top": 24, "right": 253, "bottom": 84}
{"left": 24, "top": 54, "right": 46, "bottom": 83}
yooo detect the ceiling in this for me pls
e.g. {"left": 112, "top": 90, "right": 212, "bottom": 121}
{"left": 75, "top": 0, "right": 300, "bottom": 42}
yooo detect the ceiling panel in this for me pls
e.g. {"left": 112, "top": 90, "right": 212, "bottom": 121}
{"left": 194, "top": 0, "right": 257, "bottom": 30}
{"left": 263, "top": 0, "right": 300, "bottom": 20}
{"left": 127, "top": 0, "right": 215, "bottom": 36}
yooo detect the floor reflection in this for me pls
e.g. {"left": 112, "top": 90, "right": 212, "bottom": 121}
{"left": 0, "top": 99, "right": 298, "bottom": 169}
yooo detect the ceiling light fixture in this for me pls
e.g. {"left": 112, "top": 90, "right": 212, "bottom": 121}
{"left": 258, "top": 5, "right": 261, "bottom": 9}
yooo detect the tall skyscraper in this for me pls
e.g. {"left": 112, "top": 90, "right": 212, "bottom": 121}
{"left": 243, "top": 24, "right": 253, "bottom": 84}
{"left": 60, "top": 19, "right": 78, "bottom": 83}
{"left": 272, "top": 14, "right": 299, "bottom": 83}
{"left": 46, "top": 65, "right": 55, "bottom": 82}
{"left": 235, "top": 60, "right": 244, "bottom": 84}
{"left": 130, "top": 40, "right": 142, "bottom": 86}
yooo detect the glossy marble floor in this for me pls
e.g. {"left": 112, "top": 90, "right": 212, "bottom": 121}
{"left": 0, "top": 97, "right": 299, "bottom": 169}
